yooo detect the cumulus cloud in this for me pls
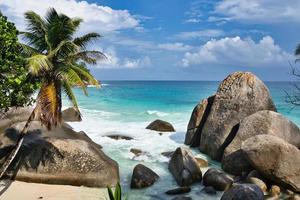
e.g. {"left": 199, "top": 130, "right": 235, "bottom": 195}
{"left": 182, "top": 36, "right": 293, "bottom": 67}
{"left": 215, "top": 0, "right": 300, "bottom": 23}
{"left": 97, "top": 48, "right": 151, "bottom": 69}
{"left": 158, "top": 43, "right": 193, "bottom": 52}
{"left": 173, "top": 29, "right": 224, "bottom": 40}
{"left": 0, "top": 0, "right": 139, "bottom": 33}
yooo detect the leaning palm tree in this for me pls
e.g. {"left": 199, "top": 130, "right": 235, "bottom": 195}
{"left": 0, "top": 8, "right": 105, "bottom": 179}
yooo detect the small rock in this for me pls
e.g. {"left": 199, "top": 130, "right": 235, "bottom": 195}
{"left": 203, "top": 168, "right": 233, "bottom": 191}
{"left": 168, "top": 147, "right": 202, "bottom": 186}
{"left": 286, "top": 189, "right": 294, "bottom": 196}
{"left": 201, "top": 186, "right": 217, "bottom": 195}
{"left": 106, "top": 135, "right": 133, "bottom": 140}
{"left": 62, "top": 107, "right": 82, "bottom": 122}
{"left": 131, "top": 164, "right": 159, "bottom": 189}
{"left": 221, "top": 184, "right": 264, "bottom": 200}
{"left": 293, "top": 195, "right": 300, "bottom": 200}
{"left": 247, "top": 177, "right": 267, "bottom": 193}
{"left": 270, "top": 185, "right": 281, "bottom": 197}
{"left": 171, "top": 197, "right": 192, "bottom": 200}
{"left": 246, "top": 170, "right": 262, "bottom": 180}
{"left": 195, "top": 157, "right": 208, "bottom": 168}
{"left": 161, "top": 151, "right": 174, "bottom": 158}
{"left": 130, "top": 148, "right": 142, "bottom": 156}
{"left": 146, "top": 119, "right": 175, "bottom": 132}
{"left": 166, "top": 187, "right": 191, "bottom": 195}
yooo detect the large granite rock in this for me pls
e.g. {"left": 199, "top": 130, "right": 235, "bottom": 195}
{"left": 62, "top": 107, "right": 82, "bottom": 122}
{"left": 168, "top": 147, "right": 202, "bottom": 186}
{"left": 146, "top": 119, "right": 175, "bottom": 132}
{"left": 130, "top": 164, "right": 159, "bottom": 189}
{"left": 242, "top": 135, "right": 300, "bottom": 192}
{"left": 200, "top": 72, "right": 276, "bottom": 160}
{"left": 184, "top": 96, "right": 214, "bottom": 147}
{"left": 202, "top": 168, "right": 233, "bottom": 191}
{"left": 222, "top": 110, "right": 300, "bottom": 175}
{"left": 0, "top": 109, "right": 119, "bottom": 187}
{"left": 221, "top": 184, "right": 264, "bottom": 200}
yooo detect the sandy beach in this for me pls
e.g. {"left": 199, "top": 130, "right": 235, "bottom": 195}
{"left": 0, "top": 180, "right": 109, "bottom": 200}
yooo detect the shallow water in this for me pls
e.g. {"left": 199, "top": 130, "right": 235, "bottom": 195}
{"left": 66, "top": 81, "right": 300, "bottom": 200}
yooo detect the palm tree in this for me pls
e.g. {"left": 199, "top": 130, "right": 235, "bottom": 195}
{"left": 0, "top": 8, "right": 105, "bottom": 179}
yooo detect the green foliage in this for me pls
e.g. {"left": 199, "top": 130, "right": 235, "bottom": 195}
{"left": 0, "top": 13, "right": 38, "bottom": 111}
{"left": 107, "top": 183, "right": 127, "bottom": 200}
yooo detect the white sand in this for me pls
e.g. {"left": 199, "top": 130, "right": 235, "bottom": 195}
{"left": 0, "top": 180, "right": 109, "bottom": 200}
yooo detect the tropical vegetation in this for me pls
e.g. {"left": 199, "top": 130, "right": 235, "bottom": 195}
{"left": 0, "top": 13, "right": 38, "bottom": 111}
{"left": 0, "top": 8, "right": 105, "bottom": 179}
{"left": 107, "top": 183, "right": 125, "bottom": 200}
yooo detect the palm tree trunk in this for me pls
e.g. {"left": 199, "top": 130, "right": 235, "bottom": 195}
{"left": 0, "top": 109, "right": 36, "bottom": 179}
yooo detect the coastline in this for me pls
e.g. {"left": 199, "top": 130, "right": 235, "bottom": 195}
{"left": 0, "top": 180, "right": 109, "bottom": 200}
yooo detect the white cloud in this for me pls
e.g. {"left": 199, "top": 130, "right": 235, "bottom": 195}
{"left": 182, "top": 36, "right": 293, "bottom": 67}
{"left": 158, "top": 43, "right": 193, "bottom": 52}
{"left": 0, "top": 0, "right": 139, "bottom": 33}
{"left": 96, "top": 47, "right": 151, "bottom": 69}
{"left": 184, "top": 18, "right": 201, "bottom": 24}
{"left": 173, "top": 29, "right": 224, "bottom": 40}
{"left": 215, "top": 0, "right": 300, "bottom": 23}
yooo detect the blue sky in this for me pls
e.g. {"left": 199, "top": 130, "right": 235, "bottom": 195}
{"left": 1, "top": 0, "right": 300, "bottom": 80}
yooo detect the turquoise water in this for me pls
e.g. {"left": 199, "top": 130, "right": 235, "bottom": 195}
{"left": 66, "top": 81, "right": 300, "bottom": 200}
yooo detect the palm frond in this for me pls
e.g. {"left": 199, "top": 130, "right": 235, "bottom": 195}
{"left": 20, "top": 43, "right": 39, "bottom": 57}
{"left": 49, "top": 40, "right": 79, "bottom": 59}
{"left": 71, "top": 17, "right": 83, "bottom": 30}
{"left": 36, "top": 82, "right": 61, "bottom": 129}
{"left": 73, "top": 33, "right": 101, "bottom": 49}
{"left": 68, "top": 50, "right": 106, "bottom": 64}
{"left": 27, "top": 54, "right": 53, "bottom": 75}
{"left": 45, "top": 8, "right": 77, "bottom": 49}
{"left": 55, "top": 66, "right": 87, "bottom": 95}
{"left": 71, "top": 64, "right": 100, "bottom": 87}
{"left": 62, "top": 81, "right": 80, "bottom": 113}
{"left": 23, "top": 11, "right": 49, "bottom": 51}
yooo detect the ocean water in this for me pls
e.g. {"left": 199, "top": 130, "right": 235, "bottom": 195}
{"left": 65, "top": 81, "right": 300, "bottom": 200}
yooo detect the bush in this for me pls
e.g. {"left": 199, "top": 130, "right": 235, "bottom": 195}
{"left": 0, "top": 13, "right": 38, "bottom": 111}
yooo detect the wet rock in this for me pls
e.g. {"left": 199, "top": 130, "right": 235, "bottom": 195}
{"left": 270, "top": 185, "right": 281, "bottom": 197}
{"left": 161, "top": 151, "right": 174, "bottom": 158}
{"left": 247, "top": 177, "right": 267, "bottom": 193}
{"left": 168, "top": 147, "right": 202, "bottom": 186}
{"left": 106, "top": 135, "right": 133, "bottom": 140}
{"left": 130, "top": 164, "right": 159, "bottom": 189}
{"left": 222, "top": 110, "right": 300, "bottom": 175}
{"left": 146, "top": 119, "right": 175, "bottom": 132}
{"left": 165, "top": 186, "right": 191, "bottom": 195}
{"left": 184, "top": 96, "right": 214, "bottom": 147}
{"left": 171, "top": 197, "right": 192, "bottom": 200}
{"left": 201, "top": 186, "right": 217, "bottom": 195}
{"left": 62, "top": 107, "right": 82, "bottom": 122}
{"left": 200, "top": 72, "right": 276, "bottom": 161}
{"left": 195, "top": 157, "right": 208, "bottom": 168}
{"left": 242, "top": 135, "right": 300, "bottom": 192}
{"left": 203, "top": 168, "right": 233, "bottom": 191}
{"left": 221, "top": 184, "right": 264, "bottom": 200}
{"left": 130, "top": 148, "right": 142, "bottom": 156}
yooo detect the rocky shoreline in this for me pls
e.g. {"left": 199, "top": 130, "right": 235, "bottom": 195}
{"left": 129, "top": 71, "right": 300, "bottom": 200}
{"left": 0, "top": 71, "right": 300, "bottom": 199}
